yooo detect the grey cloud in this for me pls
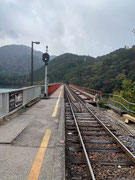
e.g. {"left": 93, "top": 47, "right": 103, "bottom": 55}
{"left": 0, "top": 0, "right": 135, "bottom": 57}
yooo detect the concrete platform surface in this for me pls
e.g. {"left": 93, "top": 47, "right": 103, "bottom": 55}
{"left": 0, "top": 85, "right": 65, "bottom": 180}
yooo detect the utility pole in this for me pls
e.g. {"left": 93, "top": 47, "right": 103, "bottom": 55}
{"left": 31, "top": 42, "right": 33, "bottom": 86}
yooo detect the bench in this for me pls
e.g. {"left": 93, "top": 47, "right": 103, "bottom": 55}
{"left": 123, "top": 114, "right": 135, "bottom": 124}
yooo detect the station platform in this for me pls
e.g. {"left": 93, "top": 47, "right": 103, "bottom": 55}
{"left": 0, "top": 85, "right": 65, "bottom": 180}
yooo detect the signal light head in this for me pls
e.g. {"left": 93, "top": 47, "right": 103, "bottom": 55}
{"left": 42, "top": 53, "right": 50, "bottom": 64}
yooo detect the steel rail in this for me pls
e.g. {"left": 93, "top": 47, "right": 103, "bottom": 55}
{"left": 70, "top": 98, "right": 80, "bottom": 112}
{"left": 67, "top": 86, "right": 83, "bottom": 112}
{"left": 65, "top": 86, "right": 96, "bottom": 180}
{"left": 68, "top": 85, "right": 135, "bottom": 164}
{"left": 66, "top": 86, "right": 81, "bottom": 112}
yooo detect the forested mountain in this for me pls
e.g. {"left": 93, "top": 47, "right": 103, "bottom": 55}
{"left": 0, "top": 73, "right": 28, "bottom": 88}
{"left": 0, "top": 47, "right": 135, "bottom": 94}
{"left": 0, "top": 44, "right": 56, "bottom": 75}
{"left": 33, "top": 47, "right": 135, "bottom": 93}
{"left": 33, "top": 53, "right": 95, "bottom": 83}
{"left": 79, "top": 47, "right": 135, "bottom": 92}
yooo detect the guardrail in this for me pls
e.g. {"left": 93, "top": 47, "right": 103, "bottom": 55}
{"left": 0, "top": 85, "right": 41, "bottom": 118}
{"left": 48, "top": 83, "right": 62, "bottom": 95}
{"left": 102, "top": 93, "right": 135, "bottom": 115}
{"left": 69, "top": 84, "right": 102, "bottom": 95}
{"left": 41, "top": 83, "right": 62, "bottom": 95}
{"left": 69, "top": 84, "right": 135, "bottom": 116}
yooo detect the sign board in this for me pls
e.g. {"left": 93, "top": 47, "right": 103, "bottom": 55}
{"left": 9, "top": 91, "right": 23, "bottom": 112}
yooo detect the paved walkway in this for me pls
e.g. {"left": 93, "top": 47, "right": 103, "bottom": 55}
{"left": 0, "top": 85, "right": 65, "bottom": 180}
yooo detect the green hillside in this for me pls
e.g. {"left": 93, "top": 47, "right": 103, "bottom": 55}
{"left": 0, "top": 44, "right": 44, "bottom": 75}
{"left": 33, "top": 48, "right": 135, "bottom": 93}
{"left": 81, "top": 48, "right": 135, "bottom": 92}
{"left": 0, "top": 47, "right": 135, "bottom": 95}
{"left": 33, "top": 53, "right": 95, "bottom": 83}
{"left": 0, "top": 44, "right": 56, "bottom": 76}
{"left": 0, "top": 73, "right": 28, "bottom": 88}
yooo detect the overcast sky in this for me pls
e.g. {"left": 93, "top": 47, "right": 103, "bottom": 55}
{"left": 0, "top": 0, "right": 135, "bottom": 57}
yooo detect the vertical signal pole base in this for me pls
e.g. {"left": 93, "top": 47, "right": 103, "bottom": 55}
{"left": 44, "top": 65, "right": 48, "bottom": 97}
{"left": 42, "top": 46, "right": 49, "bottom": 99}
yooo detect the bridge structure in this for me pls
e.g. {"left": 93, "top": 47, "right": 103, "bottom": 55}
{"left": 0, "top": 83, "right": 135, "bottom": 179}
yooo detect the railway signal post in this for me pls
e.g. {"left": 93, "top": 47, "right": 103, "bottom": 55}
{"left": 42, "top": 46, "right": 50, "bottom": 97}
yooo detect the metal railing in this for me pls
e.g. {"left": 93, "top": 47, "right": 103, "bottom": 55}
{"left": 0, "top": 85, "right": 41, "bottom": 118}
{"left": 41, "top": 83, "right": 62, "bottom": 95}
{"left": 69, "top": 84, "right": 102, "bottom": 95}
{"left": 102, "top": 93, "right": 135, "bottom": 115}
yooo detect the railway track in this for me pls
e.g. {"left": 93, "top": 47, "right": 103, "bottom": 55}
{"left": 65, "top": 85, "right": 135, "bottom": 180}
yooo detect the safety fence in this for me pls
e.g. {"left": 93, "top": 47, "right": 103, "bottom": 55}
{"left": 0, "top": 83, "right": 62, "bottom": 118}
{"left": 0, "top": 86, "right": 41, "bottom": 118}
{"left": 69, "top": 84, "right": 135, "bottom": 115}
{"left": 41, "top": 83, "right": 62, "bottom": 95}
{"left": 102, "top": 94, "right": 135, "bottom": 115}
{"left": 48, "top": 83, "right": 62, "bottom": 95}
{"left": 69, "top": 84, "right": 102, "bottom": 95}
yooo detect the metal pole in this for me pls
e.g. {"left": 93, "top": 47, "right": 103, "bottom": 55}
{"left": 31, "top": 41, "right": 33, "bottom": 86}
{"left": 44, "top": 65, "right": 48, "bottom": 96}
{"left": 113, "top": 95, "right": 115, "bottom": 106}
{"left": 127, "top": 103, "right": 129, "bottom": 113}
{"left": 120, "top": 96, "right": 121, "bottom": 110}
